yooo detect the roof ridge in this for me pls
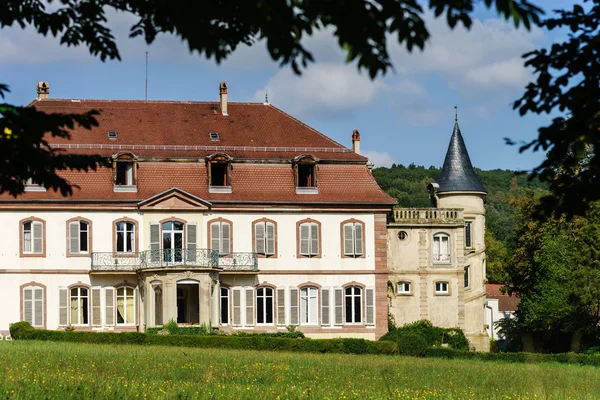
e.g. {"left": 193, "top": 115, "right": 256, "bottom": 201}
{"left": 32, "top": 98, "right": 268, "bottom": 105}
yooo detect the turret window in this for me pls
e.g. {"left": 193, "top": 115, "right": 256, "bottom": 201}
{"left": 465, "top": 221, "right": 473, "bottom": 248}
{"left": 432, "top": 233, "right": 450, "bottom": 263}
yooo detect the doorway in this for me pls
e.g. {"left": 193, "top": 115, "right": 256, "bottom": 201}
{"left": 162, "top": 221, "right": 184, "bottom": 265}
{"left": 176, "top": 281, "right": 200, "bottom": 324}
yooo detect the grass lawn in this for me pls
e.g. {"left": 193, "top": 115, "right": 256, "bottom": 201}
{"left": 1, "top": 341, "right": 599, "bottom": 399}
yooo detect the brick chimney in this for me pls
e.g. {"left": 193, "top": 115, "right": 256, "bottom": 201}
{"left": 219, "top": 81, "right": 228, "bottom": 116}
{"left": 37, "top": 81, "right": 50, "bottom": 100}
{"left": 352, "top": 129, "right": 361, "bottom": 155}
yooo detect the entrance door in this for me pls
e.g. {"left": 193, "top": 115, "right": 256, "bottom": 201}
{"left": 162, "top": 221, "right": 184, "bottom": 265}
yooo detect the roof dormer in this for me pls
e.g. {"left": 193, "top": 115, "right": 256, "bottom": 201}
{"left": 206, "top": 153, "right": 233, "bottom": 193}
{"left": 293, "top": 154, "right": 319, "bottom": 194}
{"left": 112, "top": 152, "right": 138, "bottom": 192}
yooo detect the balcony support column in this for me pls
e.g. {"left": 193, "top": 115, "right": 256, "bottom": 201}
{"left": 200, "top": 278, "right": 212, "bottom": 326}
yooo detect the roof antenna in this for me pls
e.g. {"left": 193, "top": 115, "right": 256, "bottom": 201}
{"left": 145, "top": 51, "right": 149, "bottom": 104}
{"left": 264, "top": 88, "right": 269, "bottom": 105}
{"left": 454, "top": 105, "right": 458, "bottom": 123}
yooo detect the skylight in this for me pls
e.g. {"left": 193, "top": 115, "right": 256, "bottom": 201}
{"left": 108, "top": 131, "right": 117, "bottom": 139}
{"left": 209, "top": 132, "right": 220, "bottom": 141}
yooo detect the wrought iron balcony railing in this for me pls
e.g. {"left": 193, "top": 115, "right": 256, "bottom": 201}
{"left": 90, "top": 248, "right": 258, "bottom": 272}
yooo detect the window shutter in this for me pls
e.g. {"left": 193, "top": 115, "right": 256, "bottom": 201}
{"left": 343, "top": 224, "right": 354, "bottom": 255}
{"left": 23, "top": 288, "right": 33, "bottom": 324}
{"left": 34, "top": 288, "right": 43, "bottom": 327}
{"left": 221, "top": 223, "right": 231, "bottom": 255}
{"left": 354, "top": 224, "right": 363, "bottom": 256}
{"left": 299, "top": 224, "right": 310, "bottom": 255}
{"left": 310, "top": 224, "right": 319, "bottom": 255}
{"left": 232, "top": 288, "right": 242, "bottom": 326}
{"left": 150, "top": 222, "right": 160, "bottom": 263}
{"left": 266, "top": 223, "right": 275, "bottom": 255}
{"left": 211, "top": 223, "right": 221, "bottom": 252}
{"left": 321, "top": 287, "right": 330, "bottom": 326}
{"left": 69, "top": 221, "right": 80, "bottom": 253}
{"left": 309, "top": 288, "right": 318, "bottom": 325}
{"left": 187, "top": 222, "right": 197, "bottom": 262}
{"left": 255, "top": 223, "right": 265, "bottom": 254}
{"left": 365, "top": 286, "right": 375, "bottom": 326}
{"left": 245, "top": 288, "right": 254, "bottom": 326}
{"left": 289, "top": 287, "right": 299, "bottom": 325}
{"left": 105, "top": 287, "right": 115, "bottom": 326}
{"left": 334, "top": 287, "right": 343, "bottom": 325}
{"left": 92, "top": 287, "right": 102, "bottom": 326}
{"left": 59, "top": 287, "right": 68, "bottom": 326}
{"left": 33, "top": 222, "right": 43, "bottom": 254}
{"left": 277, "top": 287, "right": 286, "bottom": 326}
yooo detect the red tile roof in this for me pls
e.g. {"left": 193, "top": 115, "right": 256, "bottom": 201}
{"left": 487, "top": 284, "right": 520, "bottom": 312}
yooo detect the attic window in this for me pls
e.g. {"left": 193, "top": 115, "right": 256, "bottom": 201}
{"left": 298, "top": 164, "right": 316, "bottom": 187}
{"left": 209, "top": 132, "right": 220, "bottom": 141}
{"left": 207, "top": 153, "right": 232, "bottom": 193}
{"left": 108, "top": 131, "right": 117, "bottom": 140}
{"left": 293, "top": 155, "right": 319, "bottom": 194}
{"left": 112, "top": 152, "right": 138, "bottom": 192}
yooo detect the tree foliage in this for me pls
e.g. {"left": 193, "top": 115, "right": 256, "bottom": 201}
{"left": 0, "top": 0, "right": 542, "bottom": 196}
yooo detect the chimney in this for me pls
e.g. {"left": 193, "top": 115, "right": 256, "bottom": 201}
{"left": 219, "top": 81, "right": 228, "bottom": 116}
{"left": 37, "top": 81, "right": 50, "bottom": 100}
{"left": 352, "top": 129, "right": 361, "bottom": 155}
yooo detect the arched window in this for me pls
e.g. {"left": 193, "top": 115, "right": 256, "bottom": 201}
{"left": 115, "top": 220, "right": 136, "bottom": 253}
{"left": 112, "top": 152, "right": 138, "bottom": 191}
{"left": 207, "top": 153, "right": 232, "bottom": 192}
{"left": 297, "top": 219, "right": 321, "bottom": 257}
{"left": 67, "top": 218, "right": 92, "bottom": 256}
{"left": 256, "top": 287, "right": 274, "bottom": 324}
{"left": 208, "top": 219, "right": 232, "bottom": 256}
{"left": 345, "top": 286, "right": 362, "bottom": 324}
{"left": 116, "top": 286, "right": 136, "bottom": 325}
{"left": 20, "top": 218, "right": 45, "bottom": 257}
{"left": 341, "top": 220, "right": 365, "bottom": 257}
{"left": 433, "top": 233, "right": 450, "bottom": 263}
{"left": 70, "top": 286, "right": 89, "bottom": 325}
{"left": 21, "top": 283, "right": 45, "bottom": 328}
{"left": 253, "top": 219, "right": 276, "bottom": 257}
{"left": 300, "top": 287, "right": 318, "bottom": 325}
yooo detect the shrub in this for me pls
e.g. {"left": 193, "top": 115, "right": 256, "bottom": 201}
{"left": 380, "top": 330, "right": 428, "bottom": 357}
{"left": 386, "top": 320, "right": 469, "bottom": 350}
{"left": 146, "top": 320, "right": 214, "bottom": 336}
{"left": 231, "top": 331, "right": 305, "bottom": 339}
{"left": 9, "top": 321, "right": 35, "bottom": 339}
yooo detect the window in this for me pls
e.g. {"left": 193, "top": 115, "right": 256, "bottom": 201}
{"left": 398, "top": 231, "right": 408, "bottom": 241}
{"left": 116, "top": 287, "right": 135, "bottom": 325}
{"left": 21, "top": 219, "right": 44, "bottom": 256}
{"left": 398, "top": 282, "right": 411, "bottom": 295}
{"left": 433, "top": 233, "right": 450, "bottom": 263}
{"left": 345, "top": 286, "right": 362, "bottom": 324}
{"left": 464, "top": 266, "right": 470, "bottom": 289}
{"left": 298, "top": 164, "right": 316, "bottom": 187}
{"left": 115, "top": 162, "right": 135, "bottom": 186}
{"left": 293, "top": 155, "right": 319, "bottom": 193}
{"left": 254, "top": 220, "right": 276, "bottom": 257}
{"left": 112, "top": 152, "right": 138, "bottom": 191}
{"left": 207, "top": 153, "right": 232, "bottom": 189}
{"left": 256, "top": 287, "right": 274, "bottom": 324}
{"left": 116, "top": 221, "right": 135, "bottom": 253}
{"left": 22, "top": 284, "right": 44, "bottom": 328}
{"left": 298, "top": 221, "right": 320, "bottom": 257}
{"left": 435, "top": 282, "right": 449, "bottom": 294}
{"left": 210, "top": 163, "right": 228, "bottom": 186}
{"left": 465, "top": 221, "right": 473, "bottom": 248}
{"left": 300, "top": 287, "right": 318, "bottom": 325}
{"left": 210, "top": 220, "right": 232, "bottom": 256}
{"left": 70, "top": 287, "right": 89, "bottom": 325}
{"left": 220, "top": 287, "right": 229, "bottom": 325}
{"left": 68, "top": 219, "right": 91, "bottom": 255}
{"left": 342, "top": 220, "right": 364, "bottom": 257}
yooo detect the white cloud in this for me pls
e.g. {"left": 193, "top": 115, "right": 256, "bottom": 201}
{"left": 362, "top": 150, "right": 396, "bottom": 168}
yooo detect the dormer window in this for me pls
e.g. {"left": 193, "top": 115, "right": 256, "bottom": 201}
{"left": 293, "top": 155, "right": 319, "bottom": 194}
{"left": 207, "top": 153, "right": 232, "bottom": 193}
{"left": 112, "top": 152, "right": 138, "bottom": 192}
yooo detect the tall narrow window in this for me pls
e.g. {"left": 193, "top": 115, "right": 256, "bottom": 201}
{"left": 22, "top": 285, "right": 44, "bottom": 328}
{"left": 68, "top": 220, "right": 90, "bottom": 255}
{"left": 254, "top": 220, "right": 276, "bottom": 256}
{"left": 70, "top": 286, "right": 89, "bottom": 325}
{"left": 112, "top": 152, "right": 138, "bottom": 192}
{"left": 342, "top": 221, "right": 364, "bottom": 257}
{"left": 256, "top": 287, "right": 274, "bottom": 324}
{"left": 21, "top": 219, "right": 44, "bottom": 256}
{"left": 293, "top": 155, "right": 319, "bottom": 193}
{"left": 298, "top": 221, "right": 320, "bottom": 257}
{"left": 433, "top": 233, "right": 450, "bottom": 263}
{"left": 207, "top": 154, "right": 232, "bottom": 191}
{"left": 115, "top": 162, "right": 134, "bottom": 185}
{"left": 210, "top": 163, "right": 229, "bottom": 186}
{"left": 210, "top": 220, "right": 231, "bottom": 256}
{"left": 345, "top": 286, "right": 362, "bottom": 324}
{"left": 116, "top": 287, "right": 135, "bottom": 325}
{"left": 116, "top": 221, "right": 135, "bottom": 253}
{"left": 220, "top": 287, "right": 230, "bottom": 325}
{"left": 300, "top": 287, "right": 318, "bottom": 325}
{"left": 465, "top": 221, "right": 473, "bottom": 248}
{"left": 297, "top": 164, "right": 316, "bottom": 187}
{"left": 464, "top": 266, "right": 470, "bottom": 289}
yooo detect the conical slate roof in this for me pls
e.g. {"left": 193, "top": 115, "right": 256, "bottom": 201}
{"left": 436, "top": 121, "right": 486, "bottom": 193}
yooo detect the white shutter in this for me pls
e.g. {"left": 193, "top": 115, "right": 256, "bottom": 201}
{"left": 59, "top": 287, "right": 68, "bottom": 326}
{"left": 221, "top": 223, "right": 231, "bottom": 255}
{"left": 334, "top": 287, "right": 343, "bottom": 325}
{"left": 277, "top": 287, "right": 286, "bottom": 326}
{"left": 211, "top": 223, "right": 221, "bottom": 253}
{"left": 433, "top": 237, "right": 440, "bottom": 260}
{"left": 33, "top": 222, "right": 43, "bottom": 254}
{"left": 187, "top": 222, "right": 197, "bottom": 262}
{"left": 289, "top": 287, "right": 299, "bottom": 325}
{"left": 92, "top": 287, "right": 102, "bottom": 326}
{"left": 266, "top": 223, "right": 275, "bottom": 255}
{"left": 299, "top": 224, "right": 310, "bottom": 255}
{"left": 232, "top": 288, "right": 242, "bottom": 326}
{"left": 150, "top": 222, "right": 160, "bottom": 263}
{"left": 105, "top": 287, "right": 115, "bottom": 326}
{"left": 343, "top": 224, "right": 354, "bottom": 255}
{"left": 255, "top": 222, "right": 265, "bottom": 254}
{"left": 442, "top": 236, "right": 449, "bottom": 260}
{"left": 310, "top": 224, "right": 319, "bottom": 255}
{"left": 309, "top": 288, "right": 318, "bottom": 325}
{"left": 365, "top": 286, "right": 375, "bottom": 326}
{"left": 23, "top": 288, "right": 33, "bottom": 324}
{"left": 321, "top": 287, "right": 330, "bottom": 326}
{"left": 245, "top": 288, "right": 254, "bottom": 326}
{"left": 34, "top": 288, "right": 43, "bottom": 327}
{"left": 354, "top": 224, "right": 363, "bottom": 256}
{"left": 69, "top": 221, "right": 80, "bottom": 253}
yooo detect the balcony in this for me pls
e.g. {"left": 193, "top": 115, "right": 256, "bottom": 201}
{"left": 91, "top": 248, "right": 258, "bottom": 272}
{"left": 391, "top": 208, "right": 463, "bottom": 224}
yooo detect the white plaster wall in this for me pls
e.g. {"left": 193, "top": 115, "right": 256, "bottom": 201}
{"left": 485, "top": 299, "right": 514, "bottom": 340}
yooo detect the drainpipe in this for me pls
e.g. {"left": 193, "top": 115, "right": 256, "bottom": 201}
{"left": 485, "top": 301, "right": 494, "bottom": 340}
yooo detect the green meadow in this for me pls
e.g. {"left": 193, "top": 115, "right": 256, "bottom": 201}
{"left": 1, "top": 341, "right": 599, "bottom": 399}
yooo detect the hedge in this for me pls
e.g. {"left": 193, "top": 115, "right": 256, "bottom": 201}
{"left": 387, "top": 320, "right": 469, "bottom": 350}
{"left": 14, "top": 328, "right": 398, "bottom": 356}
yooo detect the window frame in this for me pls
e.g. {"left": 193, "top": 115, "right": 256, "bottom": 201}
{"left": 19, "top": 217, "right": 46, "bottom": 258}
{"left": 116, "top": 286, "right": 137, "bottom": 326}
{"left": 296, "top": 219, "right": 322, "bottom": 258}
{"left": 293, "top": 154, "right": 319, "bottom": 192}
{"left": 340, "top": 219, "right": 366, "bottom": 258}
{"left": 112, "top": 152, "right": 138, "bottom": 190}
{"left": 207, "top": 218, "right": 233, "bottom": 257}
{"left": 20, "top": 282, "right": 46, "bottom": 329}
{"left": 252, "top": 218, "right": 278, "bottom": 258}
{"left": 465, "top": 220, "right": 473, "bottom": 249}
{"left": 112, "top": 218, "right": 139, "bottom": 255}
{"left": 206, "top": 153, "right": 233, "bottom": 191}
{"left": 432, "top": 232, "right": 451, "bottom": 264}
{"left": 220, "top": 287, "right": 230, "bottom": 325}
{"left": 464, "top": 266, "right": 471, "bottom": 289}
{"left": 66, "top": 217, "right": 93, "bottom": 257}
{"left": 397, "top": 281, "right": 412, "bottom": 295}
{"left": 68, "top": 284, "right": 91, "bottom": 327}
{"left": 434, "top": 281, "right": 450, "bottom": 295}
{"left": 344, "top": 285, "right": 363, "bottom": 324}
{"left": 299, "top": 285, "right": 320, "bottom": 326}
{"left": 256, "top": 286, "right": 275, "bottom": 325}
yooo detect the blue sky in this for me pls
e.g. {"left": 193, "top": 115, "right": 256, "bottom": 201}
{"left": 0, "top": 1, "right": 577, "bottom": 171}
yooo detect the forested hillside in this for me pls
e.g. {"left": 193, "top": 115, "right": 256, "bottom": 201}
{"left": 373, "top": 164, "right": 547, "bottom": 283}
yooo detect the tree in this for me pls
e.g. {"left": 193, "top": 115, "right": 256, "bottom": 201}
{"left": 0, "top": 0, "right": 542, "bottom": 196}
